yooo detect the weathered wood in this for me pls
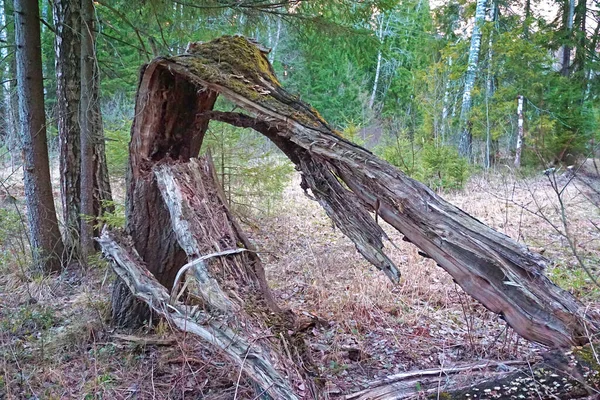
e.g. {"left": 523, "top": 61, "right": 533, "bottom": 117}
{"left": 99, "top": 229, "right": 303, "bottom": 400}
{"left": 111, "top": 62, "right": 218, "bottom": 326}
{"left": 118, "top": 35, "right": 593, "bottom": 347}
{"left": 343, "top": 347, "right": 600, "bottom": 399}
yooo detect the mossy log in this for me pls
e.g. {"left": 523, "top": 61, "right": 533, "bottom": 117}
{"left": 111, "top": 35, "right": 594, "bottom": 349}
{"left": 343, "top": 346, "right": 600, "bottom": 399}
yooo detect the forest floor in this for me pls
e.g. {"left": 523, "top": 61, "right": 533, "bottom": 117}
{"left": 1, "top": 162, "right": 599, "bottom": 399}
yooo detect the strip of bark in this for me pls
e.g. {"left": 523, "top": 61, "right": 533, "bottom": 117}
{"left": 99, "top": 229, "right": 302, "bottom": 400}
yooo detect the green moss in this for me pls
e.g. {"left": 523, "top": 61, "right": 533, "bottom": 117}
{"left": 170, "top": 35, "right": 333, "bottom": 132}
{"left": 573, "top": 345, "right": 600, "bottom": 385}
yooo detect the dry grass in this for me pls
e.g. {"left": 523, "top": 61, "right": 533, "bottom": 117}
{"left": 1, "top": 161, "right": 599, "bottom": 398}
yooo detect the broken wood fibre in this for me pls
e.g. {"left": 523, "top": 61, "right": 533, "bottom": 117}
{"left": 113, "top": 35, "right": 594, "bottom": 348}
{"left": 135, "top": 35, "right": 593, "bottom": 348}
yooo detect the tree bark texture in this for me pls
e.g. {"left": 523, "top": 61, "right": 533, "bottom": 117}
{"left": 80, "top": 0, "right": 112, "bottom": 259}
{"left": 80, "top": 0, "right": 95, "bottom": 258}
{"left": 113, "top": 36, "right": 595, "bottom": 351}
{"left": 104, "top": 156, "right": 320, "bottom": 398}
{"left": 458, "top": 0, "right": 487, "bottom": 159}
{"left": 14, "top": 0, "right": 65, "bottom": 272}
{"left": 53, "top": 0, "right": 81, "bottom": 253}
{"left": 514, "top": 95, "right": 524, "bottom": 168}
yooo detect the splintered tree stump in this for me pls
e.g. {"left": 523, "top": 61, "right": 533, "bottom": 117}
{"left": 106, "top": 34, "right": 599, "bottom": 399}
{"left": 105, "top": 155, "right": 319, "bottom": 398}
{"left": 112, "top": 35, "right": 594, "bottom": 348}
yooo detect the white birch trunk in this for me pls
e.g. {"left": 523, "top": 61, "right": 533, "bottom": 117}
{"left": 369, "top": 15, "right": 385, "bottom": 110}
{"left": 484, "top": 1, "right": 497, "bottom": 169}
{"left": 514, "top": 95, "right": 524, "bottom": 168}
{"left": 268, "top": 17, "right": 282, "bottom": 63}
{"left": 562, "top": 0, "right": 575, "bottom": 75}
{"left": 458, "top": 0, "right": 487, "bottom": 158}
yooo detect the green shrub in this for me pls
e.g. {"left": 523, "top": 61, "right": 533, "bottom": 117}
{"left": 420, "top": 144, "right": 469, "bottom": 190}
{"left": 104, "top": 119, "right": 130, "bottom": 177}
{"left": 377, "top": 132, "right": 469, "bottom": 190}
{"left": 202, "top": 121, "right": 294, "bottom": 216}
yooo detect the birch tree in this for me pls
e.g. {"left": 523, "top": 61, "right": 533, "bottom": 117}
{"left": 514, "top": 95, "right": 524, "bottom": 167}
{"left": 458, "top": 0, "right": 487, "bottom": 159}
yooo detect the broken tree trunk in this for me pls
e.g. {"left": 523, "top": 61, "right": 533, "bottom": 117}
{"left": 104, "top": 155, "right": 320, "bottom": 398}
{"left": 111, "top": 35, "right": 593, "bottom": 348}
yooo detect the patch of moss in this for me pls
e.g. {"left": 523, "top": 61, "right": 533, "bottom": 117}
{"left": 573, "top": 345, "right": 600, "bottom": 385}
{"left": 170, "top": 36, "right": 333, "bottom": 132}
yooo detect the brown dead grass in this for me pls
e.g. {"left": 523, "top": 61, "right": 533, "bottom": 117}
{"left": 1, "top": 162, "right": 599, "bottom": 398}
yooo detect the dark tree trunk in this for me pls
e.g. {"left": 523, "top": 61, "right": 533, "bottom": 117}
{"left": 14, "top": 0, "right": 65, "bottom": 272}
{"left": 80, "top": 0, "right": 95, "bottom": 259}
{"left": 572, "top": 0, "right": 587, "bottom": 74}
{"left": 53, "top": 0, "right": 81, "bottom": 254}
{"left": 80, "top": 0, "right": 112, "bottom": 259}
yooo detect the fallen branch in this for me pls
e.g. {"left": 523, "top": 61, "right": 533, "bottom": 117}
{"left": 98, "top": 228, "right": 301, "bottom": 400}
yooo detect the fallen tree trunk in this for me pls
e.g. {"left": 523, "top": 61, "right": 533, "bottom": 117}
{"left": 343, "top": 347, "right": 600, "bottom": 399}
{"left": 112, "top": 35, "right": 594, "bottom": 348}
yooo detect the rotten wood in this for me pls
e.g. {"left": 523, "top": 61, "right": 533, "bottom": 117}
{"left": 99, "top": 228, "right": 305, "bottom": 400}
{"left": 116, "top": 35, "right": 594, "bottom": 348}
{"left": 342, "top": 347, "right": 600, "bottom": 399}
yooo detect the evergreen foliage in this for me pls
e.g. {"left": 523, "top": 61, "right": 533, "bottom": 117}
{"left": 1, "top": 0, "right": 599, "bottom": 192}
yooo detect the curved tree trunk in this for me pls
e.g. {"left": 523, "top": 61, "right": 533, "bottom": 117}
{"left": 109, "top": 37, "right": 596, "bottom": 394}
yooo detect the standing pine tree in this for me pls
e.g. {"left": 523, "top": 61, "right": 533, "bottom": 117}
{"left": 14, "top": 0, "right": 65, "bottom": 272}
{"left": 54, "top": 0, "right": 81, "bottom": 254}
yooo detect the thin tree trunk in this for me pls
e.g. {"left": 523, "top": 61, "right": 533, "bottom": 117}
{"left": 514, "top": 95, "right": 524, "bottom": 167}
{"left": 484, "top": 0, "right": 497, "bottom": 169}
{"left": 458, "top": 0, "right": 487, "bottom": 159}
{"left": 14, "top": 0, "right": 65, "bottom": 272}
{"left": 2, "top": 0, "right": 19, "bottom": 170}
{"left": 369, "top": 14, "right": 385, "bottom": 111}
{"left": 441, "top": 57, "right": 452, "bottom": 144}
{"left": 268, "top": 16, "right": 281, "bottom": 63}
{"left": 80, "top": 0, "right": 112, "bottom": 259}
{"left": 88, "top": 0, "right": 113, "bottom": 227}
{"left": 80, "top": 0, "right": 95, "bottom": 259}
{"left": 523, "top": 0, "right": 531, "bottom": 37}
{"left": 585, "top": 10, "right": 600, "bottom": 98}
{"left": 53, "top": 0, "right": 81, "bottom": 255}
{"left": 562, "top": 0, "right": 575, "bottom": 76}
